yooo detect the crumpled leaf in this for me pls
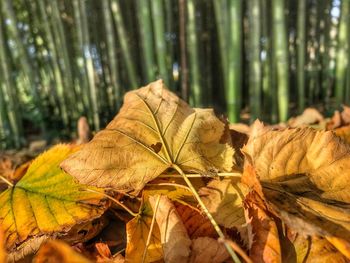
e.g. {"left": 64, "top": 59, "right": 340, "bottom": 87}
{"left": 189, "top": 237, "right": 229, "bottom": 263}
{"left": 242, "top": 121, "right": 350, "bottom": 244}
{"left": 244, "top": 191, "right": 281, "bottom": 263}
{"left": 0, "top": 145, "right": 107, "bottom": 254}
{"left": 34, "top": 240, "right": 91, "bottom": 263}
{"left": 61, "top": 80, "right": 234, "bottom": 194}
{"left": 243, "top": 120, "right": 350, "bottom": 203}
{"left": 149, "top": 195, "right": 192, "bottom": 263}
{"left": 125, "top": 196, "right": 162, "bottom": 263}
{"left": 199, "top": 178, "right": 248, "bottom": 228}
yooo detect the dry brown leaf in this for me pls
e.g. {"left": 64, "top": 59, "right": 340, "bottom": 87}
{"left": 288, "top": 108, "right": 324, "bottom": 128}
{"left": 242, "top": 121, "right": 350, "bottom": 244}
{"left": 189, "top": 237, "right": 229, "bottom": 263}
{"left": 149, "top": 195, "right": 191, "bottom": 263}
{"left": 199, "top": 178, "right": 248, "bottom": 228}
{"left": 243, "top": 120, "right": 350, "bottom": 203}
{"left": 34, "top": 240, "right": 92, "bottom": 263}
{"left": 244, "top": 191, "right": 281, "bottom": 263}
{"left": 61, "top": 80, "right": 234, "bottom": 194}
{"left": 174, "top": 202, "right": 216, "bottom": 239}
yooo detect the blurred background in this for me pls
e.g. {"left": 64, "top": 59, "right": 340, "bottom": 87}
{"left": 0, "top": 0, "right": 348, "bottom": 149}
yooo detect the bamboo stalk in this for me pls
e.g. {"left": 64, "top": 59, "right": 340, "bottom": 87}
{"left": 73, "top": 0, "right": 100, "bottom": 130}
{"left": 247, "top": 0, "right": 261, "bottom": 121}
{"left": 226, "top": 0, "right": 242, "bottom": 122}
{"left": 37, "top": 0, "right": 69, "bottom": 126}
{"left": 0, "top": 14, "right": 22, "bottom": 148}
{"left": 51, "top": 0, "right": 83, "bottom": 122}
{"left": 272, "top": 0, "right": 289, "bottom": 122}
{"left": 179, "top": 0, "right": 188, "bottom": 101}
{"left": 137, "top": 0, "right": 156, "bottom": 83}
{"left": 335, "top": 0, "right": 350, "bottom": 104}
{"left": 261, "top": 0, "right": 272, "bottom": 120}
{"left": 297, "top": 0, "right": 306, "bottom": 112}
{"left": 111, "top": 0, "right": 138, "bottom": 89}
{"left": 102, "top": 0, "right": 121, "bottom": 110}
{"left": 187, "top": 0, "right": 202, "bottom": 106}
{"left": 150, "top": 0, "right": 169, "bottom": 85}
{"left": 2, "top": 0, "right": 45, "bottom": 132}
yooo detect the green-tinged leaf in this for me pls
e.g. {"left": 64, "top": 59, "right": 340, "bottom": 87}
{"left": 0, "top": 144, "right": 107, "bottom": 252}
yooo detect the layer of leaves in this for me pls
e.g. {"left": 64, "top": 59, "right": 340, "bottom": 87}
{"left": 61, "top": 80, "right": 234, "bottom": 194}
{"left": 242, "top": 121, "right": 350, "bottom": 246}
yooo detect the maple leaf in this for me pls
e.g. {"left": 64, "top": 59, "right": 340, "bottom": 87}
{"left": 35, "top": 240, "right": 91, "bottom": 263}
{"left": 61, "top": 80, "right": 234, "bottom": 194}
{"left": 242, "top": 121, "right": 350, "bottom": 248}
{"left": 0, "top": 145, "right": 107, "bottom": 255}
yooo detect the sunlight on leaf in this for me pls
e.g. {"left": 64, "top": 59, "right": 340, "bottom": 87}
{"left": 61, "top": 80, "right": 234, "bottom": 194}
{"left": 199, "top": 178, "right": 248, "bottom": 228}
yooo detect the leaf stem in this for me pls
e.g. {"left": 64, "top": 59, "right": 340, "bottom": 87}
{"left": 158, "top": 172, "right": 242, "bottom": 178}
{"left": 0, "top": 175, "right": 13, "bottom": 187}
{"left": 142, "top": 194, "right": 161, "bottom": 263}
{"left": 84, "top": 188, "right": 137, "bottom": 217}
{"left": 171, "top": 164, "right": 241, "bottom": 263}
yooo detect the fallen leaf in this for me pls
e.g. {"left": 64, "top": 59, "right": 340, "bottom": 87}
{"left": 242, "top": 121, "right": 350, "bottom": 243}
{"left": 189, "top": 237, "right": 229, "bottom": 263}
{"left": 149, "top": 195, "right": 192, "bottom": 263}
{"left": 174, "top": 202, "right": 216, "bottom": 239}
{"left": 125, "top": 196, "right": 162, "bottom": 263}
{"left": 244, "top": 191, "right": 281, "bottom": 263}
{"left": 327, "top": 105, "right": 350, "bottom": 129}
{"left": 282, "top": 229, "right": 349, "bottom": 263}
{"left": 61, "top": 80, "right": 234, "bottom": 194}
{"left": 288, "top": 108, "right": 324, "bottom": 128}
{"left": 0, "top": 144, "right": 107, "bottom": 255}
{"left": 34, "top": 240, "right": 91, "bottom": 263}
{"left": 199, "top": 178, "right": 248, "bottom": 228}
{"left": 243, "top": 120, "right": 350, "bottom": 203}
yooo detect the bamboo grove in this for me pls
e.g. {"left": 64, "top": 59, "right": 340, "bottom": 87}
{"left": 0, "top": 0, "right": 349, "bottom": 149}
